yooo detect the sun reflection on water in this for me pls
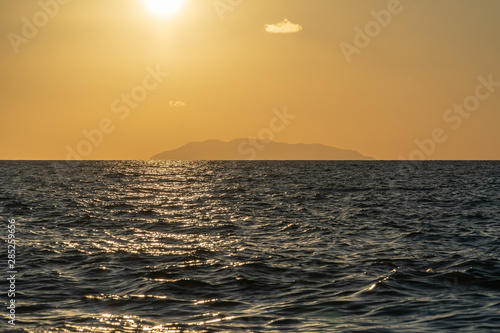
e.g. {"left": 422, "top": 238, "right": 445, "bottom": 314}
{"left": 63, "top": 311, "right": 239, "bottom": 332}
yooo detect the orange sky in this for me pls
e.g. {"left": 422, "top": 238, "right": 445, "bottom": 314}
{"left": 1, "top": 0, "right": 499, "bottom": 160}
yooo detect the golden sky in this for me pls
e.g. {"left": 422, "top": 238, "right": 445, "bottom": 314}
{"left": 1, "top": 0, "right": 500, "bottom": 160}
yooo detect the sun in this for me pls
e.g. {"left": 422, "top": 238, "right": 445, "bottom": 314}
{"left": 142, "top": 0, "right": 185, "bottom": 18}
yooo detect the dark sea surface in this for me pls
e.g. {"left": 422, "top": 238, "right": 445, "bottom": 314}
{"left": 1, "top": 161, "right": 500, "bottom": 332}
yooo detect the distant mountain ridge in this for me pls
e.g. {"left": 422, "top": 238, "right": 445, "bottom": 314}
{"left": 151, "top": 139, "right": 374, "bottom": 160}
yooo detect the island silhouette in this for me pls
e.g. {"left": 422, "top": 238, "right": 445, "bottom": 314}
{"left": 151, "top": 139, "right": 374, "bottom": 160}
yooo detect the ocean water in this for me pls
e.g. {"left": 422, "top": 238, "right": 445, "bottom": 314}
{"left": 1, "top": 160, "right": 499, "bottom": 332}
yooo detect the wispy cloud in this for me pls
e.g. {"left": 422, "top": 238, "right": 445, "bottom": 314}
{"left": 265, "top": 19, "right": 302, "bottom": 34}
{"left": 169, "top": 101, "right": 186, "bottom": 107}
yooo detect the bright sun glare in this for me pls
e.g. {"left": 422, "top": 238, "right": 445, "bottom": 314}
{"left": 142, "top": 0, "right": 185, "bottom": 17}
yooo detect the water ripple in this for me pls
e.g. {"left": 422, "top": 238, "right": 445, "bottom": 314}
{"left": 0, "top": 161, "right": 499, "bottom": 332}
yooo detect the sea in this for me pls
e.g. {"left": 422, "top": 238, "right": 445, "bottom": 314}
{"left": 0, "top": 161, "right": 499, "bottom": 332}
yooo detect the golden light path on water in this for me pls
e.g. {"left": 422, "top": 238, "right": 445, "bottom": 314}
{"left": 64, "top": 312, "right": 237, "bottom": 332}
{"left": 61, "top": 224, "right": 246, "bottom": 332}
{"left": 7, "top": 161, "right": 499, "bottom": 332}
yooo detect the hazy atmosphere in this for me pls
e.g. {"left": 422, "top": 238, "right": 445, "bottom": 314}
{"left": 2, "top": 2, "right": 500, "bottom": 332}
{"left": 1, "top": 0, "right": 500, "bottom": 160}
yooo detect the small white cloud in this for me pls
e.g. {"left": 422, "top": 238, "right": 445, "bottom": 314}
{"left": 265, "top": 19, "right": 302, "bottom": 34}
{"left": 169, "top": 101, "right": 186, "bottom": 107}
